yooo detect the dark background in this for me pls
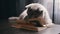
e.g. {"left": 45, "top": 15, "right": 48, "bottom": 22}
{"left": 1, "top": 0, "right": 16, "bottom": 19}
{"left": 0, "top": 0, "right": 34, "bottom": 19}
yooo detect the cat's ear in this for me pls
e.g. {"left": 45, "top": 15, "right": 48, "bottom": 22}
{"left": 37, "top": 8, "right": 39, "bottom": 11}
{"left": 27, "top": 7, "right": 32, "bottom": 14}
{"left": 28, "top": 7, "right": 32, "bottom": 11}
{"left": 40, "top": 10, "right": 43, "bottom": 13}
{"left": 40, "top": 10, "right": 43, "bottom": 15}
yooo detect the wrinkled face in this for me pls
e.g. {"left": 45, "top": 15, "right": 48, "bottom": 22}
{"left": 27, "top": 7, "right": 43, "bottom": 18}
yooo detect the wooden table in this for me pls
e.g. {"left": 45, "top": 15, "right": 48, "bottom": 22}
{"left": 11, "top": 24, "right": 60, "bottom": 34}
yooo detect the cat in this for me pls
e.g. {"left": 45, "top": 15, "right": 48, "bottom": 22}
{"left": 19, "top": 3, "right": 54, "bottom": 27}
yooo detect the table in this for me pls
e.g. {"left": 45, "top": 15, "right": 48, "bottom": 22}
{"left": 10, "top": 25, "right": 60, "bottom": 34}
